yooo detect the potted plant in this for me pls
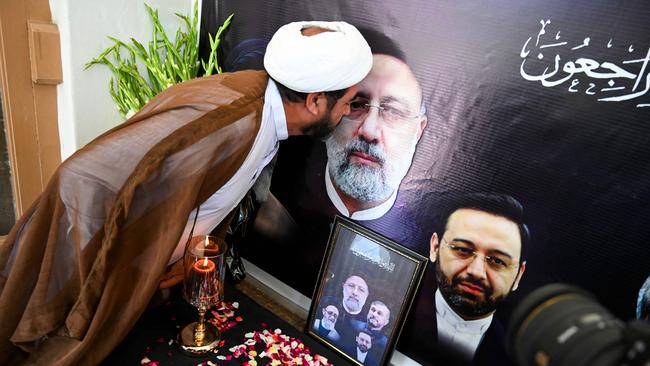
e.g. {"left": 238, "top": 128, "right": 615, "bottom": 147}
{"left": 85, "top": 1, "right": 233, "bottom": 118}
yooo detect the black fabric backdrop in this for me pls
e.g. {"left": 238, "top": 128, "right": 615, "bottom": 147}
{"left": 201, "top": 1, "right": 650, "bottom": 364}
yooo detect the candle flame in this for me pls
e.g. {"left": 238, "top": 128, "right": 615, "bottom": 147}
{"left": 202, "top": 257, "right": 208, "bottom": 267}
{"left": 205, "top": 236, "right": 209, "bottom": 247}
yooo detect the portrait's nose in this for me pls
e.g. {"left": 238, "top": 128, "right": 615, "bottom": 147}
{"left": 466, "top": 254, "right": 488, "bottom": 281}
{"left": 357, "top": 107, "right": 381, "bottom": 143}
{"left": 353, "top": 286, "right": 364, "bottom": 297}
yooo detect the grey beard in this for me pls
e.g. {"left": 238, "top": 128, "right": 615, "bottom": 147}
{"left": 326, "top": 138, "right": 395, "bottom": 202}
{"left": 344, "top": 297, "right": 362, "bottom": 313}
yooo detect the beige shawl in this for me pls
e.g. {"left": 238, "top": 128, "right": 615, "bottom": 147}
{"left": 0, "top": 70, "right": 268, "bottom": 365}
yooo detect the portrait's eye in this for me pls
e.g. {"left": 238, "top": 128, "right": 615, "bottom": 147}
{"left": 451, "top": 245, "right": 474, "bottom": 258}
{"left": 487, "top": 256, "right": 509, "bottom": 269}
{"left": 349, "top": 100, "right": 368, "bottom": 112}
{"left": 382, "top": 105, "right": 409, "bottom": 120}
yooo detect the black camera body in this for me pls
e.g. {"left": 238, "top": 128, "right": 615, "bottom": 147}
{"left": 506, "top": 284, "right": 650, "bottom": 366}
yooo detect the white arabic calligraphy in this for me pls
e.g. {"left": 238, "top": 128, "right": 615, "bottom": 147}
{"left": 520, "top": 20, "right": 650, "bottom": 108}
{"left": 350, "top": 247, "right": 396, "bottom": 273}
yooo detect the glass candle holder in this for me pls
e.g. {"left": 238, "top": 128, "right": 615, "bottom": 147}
{"left": 178, "top": 235, "right": 226, "bottom": 356}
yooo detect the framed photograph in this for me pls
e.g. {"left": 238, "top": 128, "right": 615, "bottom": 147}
{"left": 306, "top": 216, "right": 428, "bottom": 366}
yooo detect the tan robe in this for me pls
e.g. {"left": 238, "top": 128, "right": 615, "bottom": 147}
{"left": 0, "top": 70, "right": 269, "bottom": 365}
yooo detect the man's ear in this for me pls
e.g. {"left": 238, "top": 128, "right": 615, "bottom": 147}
{"left": 429, "top": 233, "right": 440, "bottom": 263}
{"left": 416, "top": 115, "right": 428, "bottom": 141}
{"left": 305, "top": 92, "right": 322, "bottom": 115}
{"left": 511, "top": 261, "right": 526, "bottom": 291}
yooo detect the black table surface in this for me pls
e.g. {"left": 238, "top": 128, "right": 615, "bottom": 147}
{"left": 102, "top": 282, "right": 352, "bottom": 365}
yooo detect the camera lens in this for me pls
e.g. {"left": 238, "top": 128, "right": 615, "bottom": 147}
{"left": 507, "top": 284, "right": 627, "bottom": 366}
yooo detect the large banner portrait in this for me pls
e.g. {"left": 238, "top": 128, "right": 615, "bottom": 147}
{"left": 201, "top": 1, "right": 650, "bottom": 364}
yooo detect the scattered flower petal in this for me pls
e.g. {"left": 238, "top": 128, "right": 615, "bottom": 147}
{"left": 140, "top": 357, "right": 159, "bottom": 366}
{"left": 227, "top": 329, "right": 333, "bottom": 366}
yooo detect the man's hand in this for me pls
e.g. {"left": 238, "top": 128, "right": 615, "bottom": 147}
{"left": 159, "top": 259, "right": 184, "bottom": 289}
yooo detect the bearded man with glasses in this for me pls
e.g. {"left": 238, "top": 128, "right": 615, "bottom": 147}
{"left": 324, "top": 53, "right": 428, "bottom": 221}
{"left": 401, "top": 192, "right": 529, "bottom": 366}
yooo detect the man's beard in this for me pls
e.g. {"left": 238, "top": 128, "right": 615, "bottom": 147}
{"left": 326, "top": 138, "right": 396, "bottom": 202}
{"left": 367, "top": 314, "right": 383, "bottom": 329}
{"left": 435, "top": 260, "right": 506, "bottom": 318}
{"left": 344, "top": 296, "right": 363, "bottom": 313}
{"left": 321, "top": 317, "right": 335, "bottom": 330}
{"left": 358, "top": 342, "right": 369, "bottom": 353}
{"left": 367, "top": 316, "right": 379, "bottom": 329}
{"left": 302, "top": 109, "right": 335, "bottom": 140}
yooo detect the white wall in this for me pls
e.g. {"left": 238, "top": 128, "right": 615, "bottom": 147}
{"left": 50, "top": 0, "right": 195, "bottom": 159}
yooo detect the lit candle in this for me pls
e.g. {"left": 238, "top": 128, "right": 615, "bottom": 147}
{"left": 193, "top": 256, "right": 215, "bottom": 274}
{"left": 192, "top": 236, "right": 216, "bottom": 274}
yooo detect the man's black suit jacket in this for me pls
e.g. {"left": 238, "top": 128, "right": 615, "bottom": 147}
{"left": 342, "top": 343, "right": 380, "bottom": 366}
{"left": 398, "top": 267, "right": 516, "bottom": 366}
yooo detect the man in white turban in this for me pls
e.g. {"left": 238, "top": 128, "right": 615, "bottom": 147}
{"left": 0, "top": 21, "right": 371, "bottom": 365}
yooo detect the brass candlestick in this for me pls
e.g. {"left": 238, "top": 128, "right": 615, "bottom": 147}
{"left": 178, "top": 235, "right": 226, "bottom": 356}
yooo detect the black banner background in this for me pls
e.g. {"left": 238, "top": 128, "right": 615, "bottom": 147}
{"left": 202, "top": 1, "right": 650, "bottom": 363}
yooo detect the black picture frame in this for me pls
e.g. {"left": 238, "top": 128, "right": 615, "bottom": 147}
{"left": 306, "top": 216, "right": 428, "bottom": 366}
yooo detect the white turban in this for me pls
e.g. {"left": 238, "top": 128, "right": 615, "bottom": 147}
{"left": 264, "top": 21, "right": 372, "bottom": 93}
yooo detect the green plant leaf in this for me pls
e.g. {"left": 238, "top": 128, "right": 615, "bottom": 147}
{"left": 85, "top": 1, "right": 233, "bottom": 116}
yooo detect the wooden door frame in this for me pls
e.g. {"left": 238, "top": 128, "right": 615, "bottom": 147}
{"left": 0, "top": 0, "right": 62, "bottom": 220}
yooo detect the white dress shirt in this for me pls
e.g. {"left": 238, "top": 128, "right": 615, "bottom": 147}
{"left": 435, "top": 289, "right": 493, "bottom": 359}
{"left": 356, "top": 348, "right": 368, "bottom": 363}
{"left": 324, "top": 164, "right": 398, "bottom": 221}
{"left": 169, "top": 79, "right": 287, "bottom": 264}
